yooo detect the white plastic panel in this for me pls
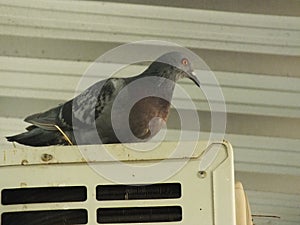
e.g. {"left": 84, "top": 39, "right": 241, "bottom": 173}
{"left": 0, "top": 141, "right": 235, "bottom": 225}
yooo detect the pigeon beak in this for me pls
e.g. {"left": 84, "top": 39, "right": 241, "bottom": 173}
{"left": 188, "top": 71, "right": 200, "bottom": 87}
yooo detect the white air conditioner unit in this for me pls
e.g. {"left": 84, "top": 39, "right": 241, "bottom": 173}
{"left": 0, "top": 141, "right": 236, "bottom": 225}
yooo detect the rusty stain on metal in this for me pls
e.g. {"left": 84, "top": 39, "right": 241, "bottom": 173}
{"left": 41, "top": 153, "right": 53, "bottom": 162}
{"left": 20, "top": 182, "right": 27, "bottom": 187}
{"left": 21, "top": 159, "right": 28, "bottom": 165}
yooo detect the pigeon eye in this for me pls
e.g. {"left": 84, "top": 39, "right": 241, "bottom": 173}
{"left": 181, "top": 58, "right": 189, "bottom": 65}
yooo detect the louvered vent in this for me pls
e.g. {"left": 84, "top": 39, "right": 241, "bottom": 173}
{"left": 1, "top": 186, "right": 88, "bottom": 225}
{"left": 1, "top": 183, "right": 182, "bottom": 224}
{"left": 1, "top": 186, "right": 87, "bottom": 205}
{"left": 97, "top": 206, "right": 182, "bottom": 223}
{"left": 96, "top": 183, "right": 182, "bottom": 223}
{"left": 1, "top": 209, "right": 88, "bottom": 225}
{"left": 96, "top": 183, "right": 181, "bottom": 201}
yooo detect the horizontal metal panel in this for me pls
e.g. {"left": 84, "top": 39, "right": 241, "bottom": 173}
{"left": 247, "top": 190, "right": 300, "bottom": 225}
{"left": 1, "top": 71, "right": 298, "bottom": 108}
{"left": 102, "top": 0, "right": 300, "bottom": 17}
{"left": 1, "top": 36, "right": 299, "bottom": 79}
{"left": 0, "top": 0, "right": 299, "bottom": 55}
{"left": 253, "top": 218, "right": 297, "bottom": 225}
{"left": 2, "top": 56, "right": 300, "bottom": 92}
{"left": 247, "top": 191, "right": 300, "bottom": 210}
{"left": 225, "top": 137, "right": 300, "bottom": 176}
{"left": 1, "top": 56, "right": 299, "bottom": 118}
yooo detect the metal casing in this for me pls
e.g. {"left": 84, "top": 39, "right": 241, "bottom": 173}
{"left": 0, "top": 141, "right": 235, "bottom": 225}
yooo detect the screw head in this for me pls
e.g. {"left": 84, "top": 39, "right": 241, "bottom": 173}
{"left": 198, "top": 171, "right": 207, "bottom": 178}
{"left": 41, "top": 153, "right": 53, "bottom": 162}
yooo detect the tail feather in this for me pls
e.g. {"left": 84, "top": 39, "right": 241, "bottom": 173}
{"left": 6, "top": 127, "right": 68, "bottom": 146}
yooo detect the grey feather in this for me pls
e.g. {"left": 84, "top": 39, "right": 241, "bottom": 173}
{"left": 6, "top": 51, "right": 200, "bottom": 146}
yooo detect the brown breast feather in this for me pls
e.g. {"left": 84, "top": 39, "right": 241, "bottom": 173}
{"left": 129, "top": 96, "right": 171, "bottom": 140}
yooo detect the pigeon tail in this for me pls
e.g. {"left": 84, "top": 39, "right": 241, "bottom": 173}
{"left": 6, "top": 126, "right": 68, "bottom": 147}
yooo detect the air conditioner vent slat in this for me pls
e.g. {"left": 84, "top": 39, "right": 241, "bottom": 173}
{"left": 1, "top": 209, "right": 88, "bottom": 225}
{"left": 96, "top": 183, "right": 181, "bottom": 201}
{"left": 1, "top": 186, "right": 87, "bottom": 205}
{"left": 97, "top": 206, "right": 182, "bottom": 223}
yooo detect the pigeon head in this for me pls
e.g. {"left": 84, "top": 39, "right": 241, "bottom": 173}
{"left": 153, "top": 51, "right": 200, "bottom": 87}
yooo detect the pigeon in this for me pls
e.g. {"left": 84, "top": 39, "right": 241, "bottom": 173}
{"left": 6, "top": 51, "right": 200, "bottom": 146}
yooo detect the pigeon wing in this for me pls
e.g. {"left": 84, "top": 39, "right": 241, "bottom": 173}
{"left": 60, "top": 77, "right": 126, "bottom": 129}
{"left": 23, "top": 78, "right": 126, "bottom": 131}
